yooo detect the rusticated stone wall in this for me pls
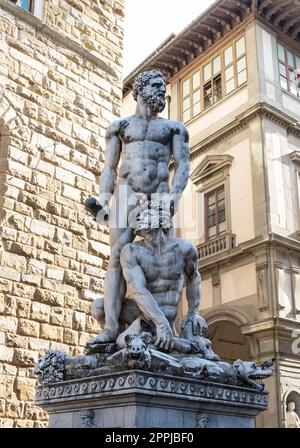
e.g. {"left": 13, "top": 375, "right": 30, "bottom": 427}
{"left": 0, "top": 0, "right": 124, "bottom": 428}
{"left": 44, "top": 0, "right": 123, "bottom": 75}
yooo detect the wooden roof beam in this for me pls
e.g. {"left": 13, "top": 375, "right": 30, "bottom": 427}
{"left": 217, "top": 5, "right": 243, "bottom": 23}
{"left": 197, "top": 26, "right": 216, "bottom": 41}
{"left": 169, "top": 53, "right": 188, "bottom": 64}
{"left": 283, "top": 15, "right": 300, "bottom": 32}
{"left": 195, "top": 46, "right": 205, "bottom": 56}
{"left": 258, "top": 0, "right": 273, "bottom": 13}
{"left": 205, "top": 17, "right": 224, "bottom": 29}
{"left": 229, "top": 0, "right": 249, "bottom": 11}
{"left": 265, "top": 4, "right": 284, "bottom": 21}
{"left": 161, "top": 53, "right": 185, "bottom": 64}
{"left": 210, "top": 13, "right": 232, "bottom": 28}
{"left": 189, "top": 30, "right": 212, "bottom": 43}
{"left": 181, "top": 37, "right": 204, "bottom": 50}
{"left": 173, "top": 45, "right": 194, "bottom": 57}
{"left": 273, "top": 5, "right": 300, "bottom": 26}
{"left": 186, "top": 34, "right": 206, "bottom": 48}
{"left": 154, "top": 61, "right": 177, "bottom": 71}
{"left": 265, "top": 2, "right": 295, "bottom": 21}
{"left": 188, "top": 30, "right": 206, "bottom": 39}
{"left": 251, "top": 0, "right": 259, "bottom": 13}
{"left": 150, "top": 64, "right": 171, "bottom": 77}
{"left": 198, "top": 23, "right": 218, "bottom": 34}
{"left": 291, "top": 24, "right": 300, "bottom": 39}
{"left": 187, "top": 53, "right": 197, "bottom": 64}
{"left": 204, "top": 22, "right": 224, "bottom": 38}
{"left": 217, "top": 5, "right": 236, "bottom": 18}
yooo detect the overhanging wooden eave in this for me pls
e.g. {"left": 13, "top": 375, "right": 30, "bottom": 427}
{"left": 123, "top": 0, "right": 300, "bottom": 98}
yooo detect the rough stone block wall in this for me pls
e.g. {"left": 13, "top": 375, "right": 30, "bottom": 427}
{"left": 0, "top": 0, "right": 124, "bottom": 428}
{"left": 44, "top": 0, "right": 124, "bottom": 74}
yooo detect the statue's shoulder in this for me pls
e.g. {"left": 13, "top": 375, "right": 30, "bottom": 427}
{"left": 163, "top": 119, "right": 189, "bottom": 141}
{"left": 120, "top": 241, "right": 140, "bottom": 259}
{"left": 175, "top": 238, "right": 198, "bottom": 258}
{"left": 106, "top": 117, "right": 131, "bottom": 138}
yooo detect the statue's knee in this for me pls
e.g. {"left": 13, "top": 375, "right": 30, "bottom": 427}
{"left": 91, "top": 298, "right": 105, "bottom": 324}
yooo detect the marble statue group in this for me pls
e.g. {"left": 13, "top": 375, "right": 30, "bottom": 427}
{"left": 35, "top": 70, "right": 274, "bottom": 394}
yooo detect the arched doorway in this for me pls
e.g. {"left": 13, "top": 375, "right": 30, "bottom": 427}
{"left": 207, "top": 320, "right": 252, "bottom": 363}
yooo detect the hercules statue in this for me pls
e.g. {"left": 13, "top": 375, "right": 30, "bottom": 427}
{"left": 35, "top": 70, "right": 274, "bottom": 402}
{"left": 35, "top": 73, "right": 274, "bottom": 396}
{"left": 86, "top": 70, "right": 191, "bottom": 347}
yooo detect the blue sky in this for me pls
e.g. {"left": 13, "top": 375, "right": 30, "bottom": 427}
{"left": 123, "top": 0, "right": 214, "bottom": 77}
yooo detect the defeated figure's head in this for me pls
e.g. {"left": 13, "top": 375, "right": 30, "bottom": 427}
{"left": 130, "top": 200, "right": 172, "bottom": 236}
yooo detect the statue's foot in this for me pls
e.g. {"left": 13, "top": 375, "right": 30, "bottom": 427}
{"left": 87, "top": 329, "right": 117, "bottom": 348}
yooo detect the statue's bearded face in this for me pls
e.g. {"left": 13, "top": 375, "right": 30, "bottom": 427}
{"left": 142, "top": 76, "right": 166, "bottom": 113}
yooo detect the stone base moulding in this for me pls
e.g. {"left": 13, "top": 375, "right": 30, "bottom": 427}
{"left": 34, "top": 370, "right": 269, "bottom": 428}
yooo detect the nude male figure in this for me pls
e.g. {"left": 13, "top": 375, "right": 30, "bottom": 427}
{"left": 90, "top": 203, "right": 204, "bottom": 352}
{"left": 120, "top": 202, "right": 203, "bottom": 351}
{"left": 86, "top": 70, "right": 190, "bottom": 346}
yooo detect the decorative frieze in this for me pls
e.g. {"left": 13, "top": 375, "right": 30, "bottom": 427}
{"left": 35, "top": 370, "right": 269, "bottom": 410}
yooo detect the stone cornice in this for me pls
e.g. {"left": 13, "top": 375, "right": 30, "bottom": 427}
{"left": 241, "top": 317, "right": 300, "bottom": 338}
{"left": 0, "top": 0, "right": 118, "bottom": 78}
{"left": 199, "top": 232, "right": 300, "bottom": 272}
{"left": 290, "top": 151, "right": 300, "bottom": 167}
{"left": 34, "top": 370, "right": 268, "bottom": 411}
{"left": 270, "top": 232, "right": 300, "bottom": 253}
{"left": 189, "top": 102, "right": 300, "bottom": 162}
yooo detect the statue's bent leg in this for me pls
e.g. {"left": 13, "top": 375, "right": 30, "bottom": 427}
{"left": 92, "top": 297, "right": 142, "bottom": 329}
{"left": 87, "top": 227, "right": 134, "bottom": 346}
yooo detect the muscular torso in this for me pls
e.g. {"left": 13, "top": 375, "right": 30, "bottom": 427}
{"left": 117, "top": 117, "right": 180, "bottom": 195}
{"left": 130, "top": 239, "right": 187, "bottom": 323}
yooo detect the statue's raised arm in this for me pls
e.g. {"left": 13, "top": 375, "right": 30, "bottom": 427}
{"left": 169, "top": 122, "right": 190, "bottom": 213}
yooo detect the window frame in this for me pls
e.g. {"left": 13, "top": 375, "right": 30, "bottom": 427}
{"left": 18, "top": 0, "right": 35, "bottom": 13}
{"left": 203, "top": 56, "right": 222, "bottom": 109}
{"left": 182, "top": 71, "right": 202, "bottom": 123}
{"left": 204, "top": 185, "right": 227, "bottom": 241}
{"left": 180, "top": 34, "right": 247, "bottom": 123}
{"left": 290, "top": 151, "right": 300, "bottom": 235}
{"left": 277, "top": 41, "right": 300, "bottom": 98}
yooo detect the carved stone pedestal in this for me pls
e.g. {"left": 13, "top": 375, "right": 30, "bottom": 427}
{"left": 34, "top": 370, "right": 269, "bottom": 428}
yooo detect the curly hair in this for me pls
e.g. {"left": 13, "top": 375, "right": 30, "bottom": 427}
{"left": 132, "top": 70, "right": 165, "bottom": 101}
{"left": 132, "top": 200, "right": 172, "bottom": 234}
